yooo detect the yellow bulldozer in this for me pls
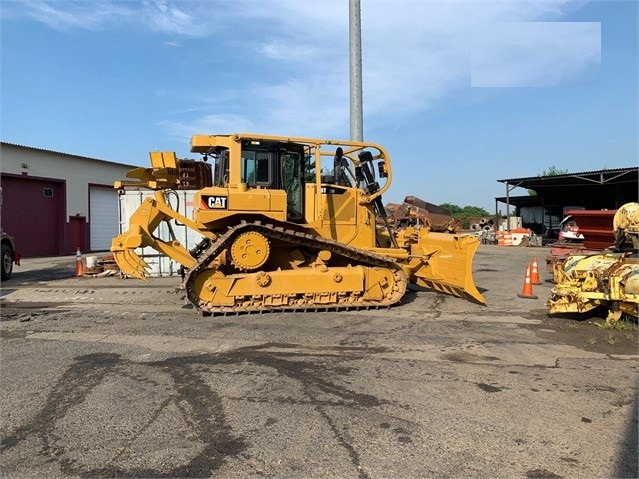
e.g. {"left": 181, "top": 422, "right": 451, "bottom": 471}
{"left": 111, "top": 133, "right": 485, "bottom": 315}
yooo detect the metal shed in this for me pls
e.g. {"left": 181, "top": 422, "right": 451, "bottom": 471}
{"left": 494, "top": 167, "right": 638, "bottom": 236}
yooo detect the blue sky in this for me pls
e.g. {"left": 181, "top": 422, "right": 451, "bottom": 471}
{"left": 1, "top": 0, "right": 637, "bottom": 212}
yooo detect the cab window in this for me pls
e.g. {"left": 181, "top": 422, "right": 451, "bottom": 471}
{"left": 213, "top": 149, "right": 229, "bottom": 187}
{"left": 241, "top": 150, "right": 271, "bottom": 186}
{"left": 281, "top": 151, "right": 303, "bottom": 221}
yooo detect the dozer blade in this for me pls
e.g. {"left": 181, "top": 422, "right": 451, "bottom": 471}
{"left": 113, "top": 250, "right": 151, "bottom": 281}
{"left": 410, "top": 232, "right": 486, "bottom": 304}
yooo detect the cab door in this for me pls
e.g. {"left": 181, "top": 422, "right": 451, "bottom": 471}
{"left": 279, "top": 148, "right": 304, "bottom": 222}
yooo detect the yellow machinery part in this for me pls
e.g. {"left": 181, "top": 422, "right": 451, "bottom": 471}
{"left": 182, "top": 221, "right": 410, "bottom": 314}
{"left": 406, "top": 230, "right": 486, "bottom": 304}
{"left": 111, "top": 134, "right": 486, "bottom": 315}
{"left": 547, "top": 253, "right": 639, "bottom": 322}
{"left": 111, "top": 191, "right": 215, "bottom": 279}
{"left": 230, "top": 231, "right": 270, "bottom": 271}
{"left": 191, "top": 265, "right": 405, "bottom": 312}
{"left": 613, "top": 202, "right": 639, "bottom": 249}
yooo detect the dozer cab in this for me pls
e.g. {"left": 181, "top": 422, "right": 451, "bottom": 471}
{"left": 111, "top": 133, "right": 485, "bottom": 315}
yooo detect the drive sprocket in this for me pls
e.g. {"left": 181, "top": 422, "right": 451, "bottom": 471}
{"left": 230, "top": 231, "right": 270, "bottom": 271}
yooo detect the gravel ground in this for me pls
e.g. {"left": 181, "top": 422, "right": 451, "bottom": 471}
{"left": 0, "top": 244, "right": 637, "bottom": 478}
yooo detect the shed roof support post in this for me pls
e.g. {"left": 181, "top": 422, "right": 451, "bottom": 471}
{"left": 541, "top": 196, "right": 546, "bottom": 239}
{"left": 505, "top": 182, "right": 510, "bottom": 232}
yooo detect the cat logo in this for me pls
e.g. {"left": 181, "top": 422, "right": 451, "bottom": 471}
{"left": 201, "top": 195, "right": 228, "bottom": 209}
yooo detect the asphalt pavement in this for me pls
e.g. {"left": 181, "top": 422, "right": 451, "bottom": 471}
{"left": 0, "top": 245, "right": 637, "bottom": 478}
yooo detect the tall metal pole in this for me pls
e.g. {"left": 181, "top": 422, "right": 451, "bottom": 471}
{"left": 349, "top": 0, "right": 363, "bottom": 141}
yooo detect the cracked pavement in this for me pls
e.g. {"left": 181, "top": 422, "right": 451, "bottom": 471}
{"left": 1, "top": 245, "right": 637, "bottom": 478}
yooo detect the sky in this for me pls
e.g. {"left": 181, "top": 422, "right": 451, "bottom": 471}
{"left": 1, "top": 0, "right": 637, "bottom": 212}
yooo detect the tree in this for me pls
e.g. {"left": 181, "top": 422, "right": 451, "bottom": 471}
{"left": 304, "top": 154, "right": 332, "bottom": 182}
{"left": 439, "top": 202, "right": 462, "bottom": 215}
{"left": 439, "top": 203, "right": 491, "bottom": 229}
{"left": 304, "top": 154, "right": 316, "bottom": 182}
{"left": 540, "top": 166, "right": 568, "bottom": 176}
{"left": 528, "top": 165, "right": 569, "bottom": 195}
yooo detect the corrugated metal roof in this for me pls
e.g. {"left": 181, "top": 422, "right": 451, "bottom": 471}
{"left": 497, "top": 166, "right": 637, "bottom": 184}
{"left": 495, "top": 166, "right": 637, "bottom": 211}
{"left": 0, "top": 141, "right": 138, "bottom": 168}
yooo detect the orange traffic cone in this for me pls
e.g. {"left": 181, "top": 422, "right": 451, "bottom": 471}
{"left": 75, "top": 247, "right": 83, "bottom": 277}
{"left": 531, "top": 257, "right": 541, "bottom": 285}
{"left": 517, "top": 263, "right": 538, "bottom": 299}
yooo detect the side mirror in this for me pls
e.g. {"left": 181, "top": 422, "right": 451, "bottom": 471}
{"left": 378, "top": 161, "right": 388, "bottom": 178}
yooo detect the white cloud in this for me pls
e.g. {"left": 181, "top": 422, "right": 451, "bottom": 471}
{"left": 470, "top": 22, "right": 601, "bottom": 87}
{"left": 259, "top": 41, "right": 322, "bottom": 62}
{"left": 10, "top": 0, "right": 210, "bottom": 36}
{"left": 7, "top": 0, "right": 600, "bottom": 139}
{"left": 140, "top": 0, "right": 200, "bottom": 36}
{"left": 158, "top": 114, "right": 256, "bottom": 143}
{"left": 354, "top": 1, "right": 597, "bottom": 118}
{"left": 11, "top": 0, "right": 131, "bottom": 30}
{"left": 160, "top": 0, "right": 596, "bottom": 138}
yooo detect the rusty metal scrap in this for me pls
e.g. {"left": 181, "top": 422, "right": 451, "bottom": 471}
{"left": 384, "top": 196, "right": 457, "bottom": 232}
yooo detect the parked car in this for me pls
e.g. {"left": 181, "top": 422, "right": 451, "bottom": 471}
{"left": 1, "top": 232, "right": 20, "bottom": 281}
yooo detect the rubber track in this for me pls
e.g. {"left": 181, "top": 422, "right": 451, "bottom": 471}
{"left": 183, "top": 221, "right": 408, "bottom": 316}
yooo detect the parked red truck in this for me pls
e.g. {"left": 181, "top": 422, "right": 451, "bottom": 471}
{"left": 1, "top": 232, "right": 19, "bottom": 281}
{"left": 0, "top": 187, "right": 20, "bottom": 281}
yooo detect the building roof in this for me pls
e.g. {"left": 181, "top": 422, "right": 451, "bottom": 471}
{"left": 495, "top": 166, "right": 638, "bottom": 210}
{"left": 497, "top": 167, "right": 637, "bottom": 189}
{"left": 1, "top": 141, "right": 137, "bottom": 169}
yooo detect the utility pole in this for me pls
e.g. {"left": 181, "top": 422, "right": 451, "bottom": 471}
{"left": 349, "top": 0, "right": 363, "bottom": 141}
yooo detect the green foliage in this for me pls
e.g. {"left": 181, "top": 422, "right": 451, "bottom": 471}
{"left": 528, "top": 165, "right": 569, "bottom": 195}
{"left": 439, "top": 203, "right": 491, "bottom": 229}
{"left": 439, "top": 203, "right": 462, "bottom": 215}
{"left": 439, "top": 203, "right": 490, "bottom": 217}
{"left": 304, "top": 154, "right": 316, "bottom": 182}
{"left": 591, "top": 317, "right": 637, "bottom": 345}
{"left": 304, "top": 154, "right": 332, "bottom": 182}
{"left": 594, "top": 318, "right": 638, "bottom": 332}
{"left": 540, "top": 165, "right": 569, "bottom": 176}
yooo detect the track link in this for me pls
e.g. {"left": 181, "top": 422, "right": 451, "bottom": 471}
{"left": 183, "top": 221, "right": 408, "bottom": 316}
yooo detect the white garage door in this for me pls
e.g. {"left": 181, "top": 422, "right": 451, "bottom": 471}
{"left": 90, "top": 187, "right": 119, "bottom": 251}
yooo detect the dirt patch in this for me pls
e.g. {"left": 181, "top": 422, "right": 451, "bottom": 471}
{"left": 526, "top": 311, "right": 638, "bottom": 356}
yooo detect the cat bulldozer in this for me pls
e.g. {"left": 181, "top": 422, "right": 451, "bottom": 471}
{"left": 111, "top": 133, "right": 485, "bottom": 315}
